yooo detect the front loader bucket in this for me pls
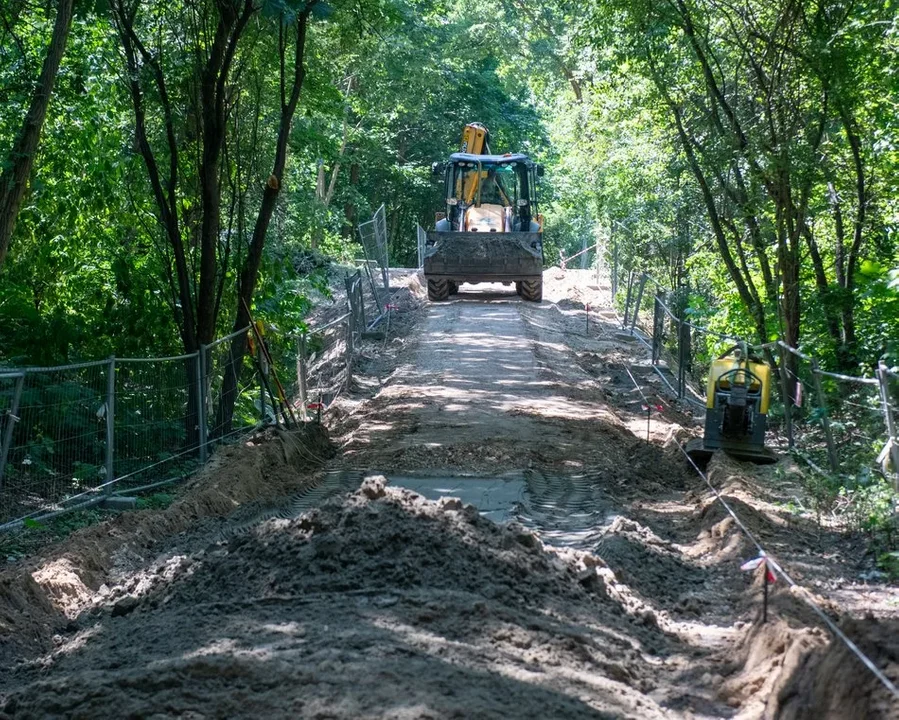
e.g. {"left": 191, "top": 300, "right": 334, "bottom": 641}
{"left": 423, "top": 231, "right": 543, "bottom": 282}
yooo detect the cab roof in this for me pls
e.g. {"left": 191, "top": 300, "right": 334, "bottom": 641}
{"left": 448, "top": 152, "right": 535, "bottom": 166}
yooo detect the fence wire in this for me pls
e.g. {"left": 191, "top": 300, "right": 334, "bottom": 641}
{"left": 0, "top": 361, "right": 110, "bottom": 521}
{"left": 114, "top": 355, "right": 198, "bottom": 491}
{"left": 204, "top": 328, "right": 260, "bottom": 442}
{"left": 0, "top": 268, "right": 374, "bottom": 527}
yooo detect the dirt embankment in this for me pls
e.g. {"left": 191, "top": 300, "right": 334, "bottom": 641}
{"left": 1, "top": 478, "right": 680, "bottom": 719}
{"left": 0, "top": 424, "right": 332, "bottom": 672}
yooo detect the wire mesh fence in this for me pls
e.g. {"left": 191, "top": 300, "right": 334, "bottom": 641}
{"left": 204, "top": 328, "right": 260, "bottom": 444}
{"left": 0, "top": 361, "right": 111, "bottom": 522}
{"left": 357, "top": 203, "right": 389, "bottom": 294}
{"left": 613, "top": 268, "right": 899, "bottom": 492}
{"left": 0, "top": 272, "right": 374, "bottom": 527}
{"left": 113, "top": 355, "right": 200, "bottom": 492}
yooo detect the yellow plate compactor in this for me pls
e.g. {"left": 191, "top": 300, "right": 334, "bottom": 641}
{"left": 686, "top": 348, "right": 778, "bottom": 465}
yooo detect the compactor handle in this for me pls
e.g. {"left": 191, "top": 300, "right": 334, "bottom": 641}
{"left": 715, "top": 368, "right": 763, "bottom": 396}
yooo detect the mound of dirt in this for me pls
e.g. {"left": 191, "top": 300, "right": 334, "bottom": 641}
{"left": 0, "top": 425, "right": 332, "bottom": 671}
{"left": 717, "top": 617, "right": 826, "bottom": 715}
{"left": 771, "top": 617, "right": 899, "bottom": 720}
{"left": 1, "top": 478, "right": 677, "bottom": 719}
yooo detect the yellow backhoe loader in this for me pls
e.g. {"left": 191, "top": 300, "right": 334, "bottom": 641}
{"left": 424, "top": 123, "right": 545, "bottom": 302}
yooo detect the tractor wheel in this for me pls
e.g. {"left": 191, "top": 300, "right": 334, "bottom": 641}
{"left": 520, "top": 278, "right": 543, "bottom": 302}
{"left": 448, "top": 281, "right": 459, "bottom": 295}
{"left": 515, "top": 281, "right": 523, "bottom": 296}
{"left": 427, "top": 278, "right": 450, "bottom": 301}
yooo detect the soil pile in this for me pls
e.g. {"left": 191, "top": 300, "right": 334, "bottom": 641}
{"left": 2, "top": 270, "right": 896, "bottom": 718}
{"left": 770, "top": 617, "right": 899, "bottom": 720}
{"left": 1, "top": 479, "right": 677, "bottom": 719}
{"left": 0, "top": 425, "right": 332, "bottom": 671}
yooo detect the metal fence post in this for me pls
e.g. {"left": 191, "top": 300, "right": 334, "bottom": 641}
{"left": 105, "top": 357, "right": 116, "bottom": 493}
{"left": 346, "top": 306, "right": 355, "bottom": 389}
{"left": 652, "top": 290, "right": 664, "bottom": 365}
{"left": 677, "top": 320, "right": 689, "bottom": 399}
{"left": 622, "top": 271, "right": 634, "bottom": 327}
{"left": 810, "top": 358, "right": 839, "bottom": 472}
{"left": 298, "top": 334, "right": 309, "bottom": 422}
{"left": 876, "top": 362, "right": 899, "bottom": 490}
{"left": 778, "top": 343, "right": 794, "bottom": 449}
{"left": 196, "top": 349, "right": 208, "bottom": 463}
{"left": 257, "top": 341, "right": 267, "bottom": 425}
{"left": 630, "top": 273, "right": 647, "bottom": 334}
{"left": 0, "top": 373, "right": 25, "bottom": 491}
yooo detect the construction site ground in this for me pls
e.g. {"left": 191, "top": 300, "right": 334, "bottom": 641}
{"left": 0, "top": 268, "right": 896, "bottom": 719}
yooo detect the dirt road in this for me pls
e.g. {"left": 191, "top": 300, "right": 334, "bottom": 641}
{"left": 1, "top": 272, "right": 896, "bottom": 719}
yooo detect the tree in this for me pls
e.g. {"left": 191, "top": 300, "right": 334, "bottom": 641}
{"left": 0, "top": 0, "right": 75, "bottom": 269}
{"left": 216, "top": 0, "right": 318, "bottom": 433}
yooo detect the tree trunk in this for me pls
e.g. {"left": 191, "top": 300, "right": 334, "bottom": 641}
{"left": 215, "top": 3, "right": 315, "bottom": 435}
{"left": 343, "top": 162, "right": 360, "bottom": 238}
{"left": 0, "top": 0, "right": 74, "bottom": 269}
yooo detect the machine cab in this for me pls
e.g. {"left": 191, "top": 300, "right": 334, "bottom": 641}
{"left": 435, "top": 153, "right": 543, "bottom": 234}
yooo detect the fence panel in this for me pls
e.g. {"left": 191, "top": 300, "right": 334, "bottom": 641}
{"left": 299, "top": 313, "right": 352, "bottom": 412}
{"left": 0, "top": 361, "right": 110, "bottom": 521}
{"left": 416, "top": 224, "right": 427, "bottom": 269}
{"left": 114, "top": 355, "right": 198, "bottom": 490}
{"left": 0, "top": 293, "right": 373, "bottom": 526}
{"left": 0, "top": 373, "right": 25, "bottom": 492}
{"left": 372, "top": 204, "right": 390, "bottom": 284}
{"left": 357, "top": 204, "right": 389, "bottom": 292}
{"left": 204, "top": 328, "right": 260, "bottom": 443}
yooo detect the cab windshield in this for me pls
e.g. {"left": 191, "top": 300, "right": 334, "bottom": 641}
{"left": 453, "top": 161, "right": 521, "bottom": 207}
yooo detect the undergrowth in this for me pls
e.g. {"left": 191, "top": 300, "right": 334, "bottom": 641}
{"left": 781, "top": 461, "right": 899, "bottom": 576}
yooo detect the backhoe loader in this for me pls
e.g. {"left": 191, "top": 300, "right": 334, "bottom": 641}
{"left": 423, "top": 123, "right": 545, "bottom": 302}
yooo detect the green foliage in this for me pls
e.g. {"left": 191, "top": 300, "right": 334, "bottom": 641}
{"left": 0, "top": 0, "right": 549, "bottom": 365}
{"left": 878, "top": 551, "right": 899, "bottom": 581}
{"left": 790, "top": 460, "right": 899, "bottom": 550}
{"left": 840, "top": 472, "right": 898, "bottom": 545}
{"left": 135, "top": 492, "right": 175, "bottom": 510}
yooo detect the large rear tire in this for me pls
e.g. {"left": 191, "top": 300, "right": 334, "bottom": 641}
{"left": 520, "top": 278, "right": 542, "bottom": 302}
{"left": 427, "top": 278, "right": 450, "bottom": 301}
{"left": 448, "top": 281, "right": 459, "bottom": 295}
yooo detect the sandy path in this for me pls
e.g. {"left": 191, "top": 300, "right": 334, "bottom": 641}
{"left": 369, "top": 286, "right": 547, "bottom": 459}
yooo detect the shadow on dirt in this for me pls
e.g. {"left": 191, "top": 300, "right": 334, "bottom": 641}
{"left": 0, "top": 479, "right": 715, "bottom": 719}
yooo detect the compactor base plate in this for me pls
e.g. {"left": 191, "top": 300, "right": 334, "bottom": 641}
{"left": 685, "top": 438, "right": 778, "bottom": 467}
